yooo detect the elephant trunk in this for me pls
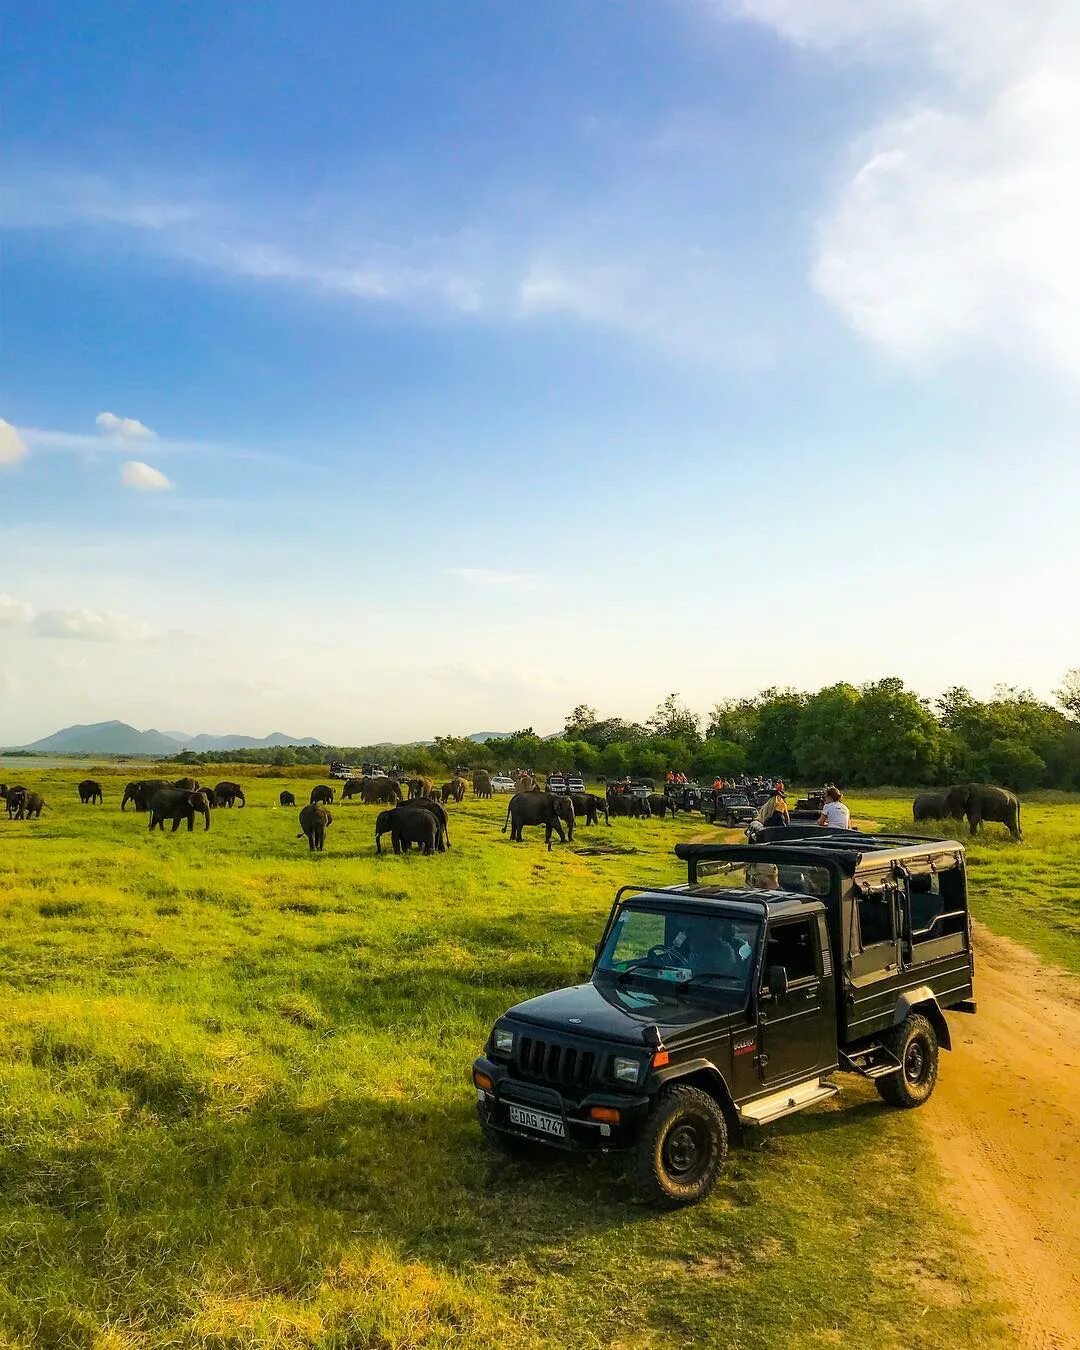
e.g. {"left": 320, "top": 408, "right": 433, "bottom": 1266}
{"left": 237, "top": 793, "right": 245, "bottom": 807}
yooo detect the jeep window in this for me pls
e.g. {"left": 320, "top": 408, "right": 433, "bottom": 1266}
{"left": 763, "top": 918, "right": 818, "bottom": 986}
{"left": 597, "top": 906, "right": 761, "bottom": 1003}
{"left": 696, "top": 859, "right": 832, "bottom": 899}
{"left": 857, "top": 885, "right": 895, "bottom": 948}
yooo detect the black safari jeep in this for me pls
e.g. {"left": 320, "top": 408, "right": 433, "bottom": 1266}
{"left": 473, "top": 832, "right": 976, "bottom": 1207}
{"left": 702, "top": 789, "right": 756, "bottom": 827}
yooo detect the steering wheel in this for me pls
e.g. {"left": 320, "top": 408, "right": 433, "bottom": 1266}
{"left": 645, "top": 943, "right": 685, "bottom": 966}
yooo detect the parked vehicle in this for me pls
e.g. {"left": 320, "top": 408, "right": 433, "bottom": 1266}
{"left": 474, "top": 831, "right": 975, "bottom": 1207}
{"left": 701, "top": 789, "right": 755, "bottom": 827}
{"left": 490, "top": 774, "right": 517, "bottom": 793}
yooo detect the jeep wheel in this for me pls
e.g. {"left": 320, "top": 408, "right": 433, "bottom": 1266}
{"left": 634, "top": 1084, "right": 727, "bottom": 1208}
{"left": 876, "top": 1014, "right": 939, "bottom": 1108}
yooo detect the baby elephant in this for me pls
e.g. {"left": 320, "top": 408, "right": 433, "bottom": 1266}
{"left": 375, "top": 805, "right": 438, "bottom": 855}
{"left": 78, "top": 778, "right": 103, "bottom": 804}
{"left": 11, "top": 791, "right": 46, "bottom": 820}
{"left": 280, "top": 789, "right": 297, "bottom": 807}
{"left": 298, "top": 803, "right": 332, "bottom": 851}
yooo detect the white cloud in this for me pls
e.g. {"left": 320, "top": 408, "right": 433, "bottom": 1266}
{"left": 0, "top": 594, "right": 35, "bottom": 625}
{"left": 32, "top": 608, "right": 155, "bottom": 643}
{"left": 1, "top": 169, "right": 767, "bottom": 366}
{"left": 0, "top": 419, "right": 28, "bottom": 466}
{"left": 0, "top": 593, "right": 154, "bottom": 643}
{"left": 726, "top": 0, "right": 1080, "bottom": 378}
{"left": 120, "top": 460, "right": 173, "bottom": 491}
{"left": 97, "top": 410, "right": 156, "bottom": 439}
{"left": 444, "top": 567, "right": 544, "bottom": 592}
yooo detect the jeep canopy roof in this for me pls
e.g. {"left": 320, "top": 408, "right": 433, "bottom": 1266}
{"left": 675, "top": 835, "right": 965, "bottom": 881}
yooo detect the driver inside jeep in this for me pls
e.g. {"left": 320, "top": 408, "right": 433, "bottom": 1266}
{"left": 668, "top": 916, "right": 755, "bottom": 980}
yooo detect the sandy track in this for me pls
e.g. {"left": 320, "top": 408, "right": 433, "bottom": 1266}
{"left": 924, "top": 923, "right": 1080, "bottom": 1348}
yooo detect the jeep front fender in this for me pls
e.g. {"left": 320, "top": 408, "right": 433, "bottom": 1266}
{"left": 649, "top": 1058, "right": 739, "bottom": 1128}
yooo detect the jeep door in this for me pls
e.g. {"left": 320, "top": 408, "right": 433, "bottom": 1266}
{"left": 757, "top": 914, "right": 838, "bottom": 1088}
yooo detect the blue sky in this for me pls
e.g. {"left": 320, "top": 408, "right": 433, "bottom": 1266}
{"left": 2, "top": 0, "right": 1078, "bottom": 743}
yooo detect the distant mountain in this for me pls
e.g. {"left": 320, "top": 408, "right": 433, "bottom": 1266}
{"left": 467, "top": 731, "right": 514, "bottom": 743}
{"left": 17, "top": 721, "right": 182, "bottom": 756}
{"left": 11, "top": 720, "right": 324, "bottom": 755}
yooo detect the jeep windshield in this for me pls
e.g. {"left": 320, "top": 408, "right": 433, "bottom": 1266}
{"left": 696, "top": 857, "right": 832, "bottom": 898}
{"left": 595, "top": 904, "right": 761, "bottom": 1007}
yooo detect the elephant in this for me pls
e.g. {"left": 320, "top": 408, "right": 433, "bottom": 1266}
{"left": 214, "top": 781, "right": 245, "bottom": 807}
{"left": 202, "top": 787, "right": 219, "bottom": 808}
{"left": 409, "top": 777, "right": 435, "bottom": 801}
{"left": 942, "top": 783, "right": 1022, "bottom": 840}
{"left": 280, "top": 789, "right": 297, "bottom": 807}
{"left": 174, "top": 777, "right": 200, "bottom": 791}
{"left": 516, "top": 774, "right": 538, "bottom": 792}
{"left": 360, "top": 777, "right": 403, "bottom": 805}
{"left": 405, "top": 797, "right": 451, "bottom": 850}
{"left": 122, "top": 779, "right": 168, "bottom": 812}
{"left": 912, "top": 792, "right": 947, "bottom": 822}
{"left": 78, "top": 778, "right": 103, "bottom": 804}
{"left": 473, "top": 770, "right": 493, "bottom": 799}
{"left": 647, "top": 793, "right": 676, "bottom": 819}
{"left": 298, "top": 803, "right": 332, "bottom": 851}
{"left": 5, "top": 787, "right": 28, "bottom": 819}
{"left": 375, "top": 805, "right": 439, "bottom": 855}
{"left": 11, "top": 790, "right": 45, "bottom": 819}
{"left": 340, "top": 779, "right": 365, "bottom": 801}
{"left": 309, "top": 784, "right": 335, "bottom": 806}
{"left": 607, "top": 789, "right": 651, "bottom": 819}
{"left": 502, "top": 790, "right": 572, "bottom": 850}
{"left": 148, "top": 788, "right": 211, "bottom": 833}
{"left": 570, "top": 791, "right": 610, "bottom": 827}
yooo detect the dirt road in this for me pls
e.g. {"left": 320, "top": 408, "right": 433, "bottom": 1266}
{"left": 924, "top": 923, "right": 1080, "bottom": 1348}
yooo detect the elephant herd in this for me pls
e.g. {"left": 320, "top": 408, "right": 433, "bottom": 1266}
{"left": 912, "top": 782, "right": 1023, "bottom": 841}
{"left": 1, "top": 784, "right": 46, "bottom": 819}
{"left": 299, "top": 795, "right": 452, "bottom": 854}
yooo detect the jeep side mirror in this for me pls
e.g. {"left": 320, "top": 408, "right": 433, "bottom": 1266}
{"left": 767, "top": 965, "right": 789, "bottom": 999}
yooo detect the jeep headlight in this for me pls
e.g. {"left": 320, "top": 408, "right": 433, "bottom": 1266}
{"left": 613, "top": 1056, "right": 642, "bottom": 1085}
{"left": 493, "top": 1028, "right": 514, "bottom": 1057}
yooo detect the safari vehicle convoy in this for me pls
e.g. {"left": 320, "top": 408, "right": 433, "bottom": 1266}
{"left": 474, "top": 830, "right": 976, "bottom": 1207}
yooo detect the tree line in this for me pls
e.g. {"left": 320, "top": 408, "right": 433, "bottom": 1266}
{"left": 170, "top": 672, "right": 1080, "bottom": 792}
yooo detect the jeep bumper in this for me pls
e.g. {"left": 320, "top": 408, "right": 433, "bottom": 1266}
{"left": 473, "top": 1056, "right": 650, "bottom": 1152}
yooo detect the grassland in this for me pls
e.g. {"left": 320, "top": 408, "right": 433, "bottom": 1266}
{"left": 2, "top": 768, "right": 1069, "bottom": 1348}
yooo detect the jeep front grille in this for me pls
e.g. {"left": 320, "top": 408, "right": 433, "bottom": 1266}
{"left": 516, "top": 1037, "right": 596, "bottom": 1089}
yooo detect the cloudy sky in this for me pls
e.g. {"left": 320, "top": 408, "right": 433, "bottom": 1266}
{"left": 2, "top": 0, "right": 1078, "bottom": 743}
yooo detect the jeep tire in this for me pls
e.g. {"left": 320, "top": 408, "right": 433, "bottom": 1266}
{"left": 634, "top": 1084, "right": 727, "bottom": 1208}
{"left": 876, "top": 1013, "right": 939, "bottom": 1108}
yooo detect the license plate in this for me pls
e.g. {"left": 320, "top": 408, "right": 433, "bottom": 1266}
{"left": 508, "top": 1104, "right": 566, "bottom": 1137}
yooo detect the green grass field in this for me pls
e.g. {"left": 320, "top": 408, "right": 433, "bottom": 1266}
{"left": 4, "top": 768, "right": 1072, "bottom": 1348}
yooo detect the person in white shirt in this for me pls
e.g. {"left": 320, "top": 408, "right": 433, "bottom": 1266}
{"left": 818, "top": 786, "right": 851, "bottom": 829}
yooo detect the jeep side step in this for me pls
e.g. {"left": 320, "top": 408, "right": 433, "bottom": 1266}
{"left": 738, "top": 1078, "right": 839, "bottom": 1126}
{"left": 840, "top": 1045, "right": 902, "bottom": 1080}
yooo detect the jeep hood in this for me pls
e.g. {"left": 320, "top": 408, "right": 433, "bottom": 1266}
{"left": 505, "top": 980, "right": 734, "bottom": 1044}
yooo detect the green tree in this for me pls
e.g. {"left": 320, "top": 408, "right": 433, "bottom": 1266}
{"left": 1054, "top": 669, "right": 1080, "bottom": 722}
{"left": 691, "top": 739, "right": 746, "bottom": 782}
{"left": 563, "top": 705, "right": 599, "bottom": 738}
{"left": 748, "top": 689, "right": 804, "bottom": 775}
{"left": 647, "top": 693, "right": 701, "bottom": 745}
{"left": 795, "top": 683, "right": 861, "bottom": 783}
{"left": 706, "top": 698, "right": 759, "bottom": 749}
